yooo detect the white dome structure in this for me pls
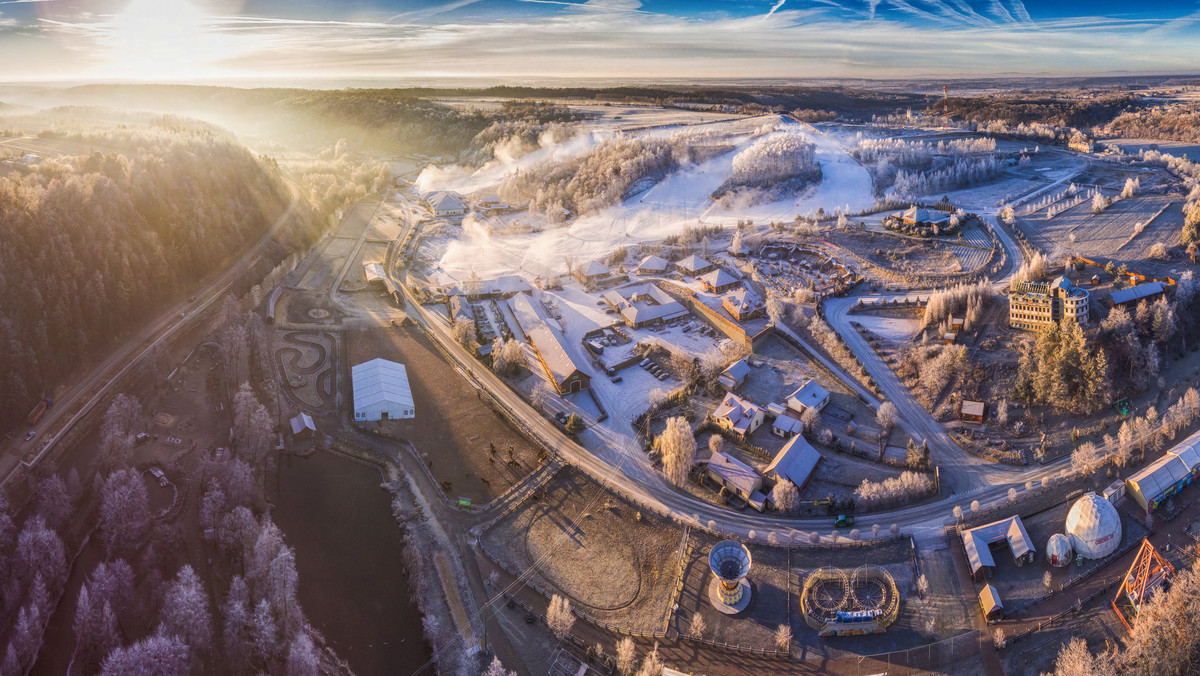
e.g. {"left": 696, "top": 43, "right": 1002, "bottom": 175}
{"left": 1046, "top": 533, "right": 1073, "bottom": 567}
{"left": 1065, "top": 492, "right": 1122, "bottom": 559}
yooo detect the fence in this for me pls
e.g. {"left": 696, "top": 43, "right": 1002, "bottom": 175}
{"left": 853, "top": 630, "right": 982, "bottom": 672}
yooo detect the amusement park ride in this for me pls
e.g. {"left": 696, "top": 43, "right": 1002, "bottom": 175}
{"left": 1112, "top": 538, "right": 1175, "bottom": 632}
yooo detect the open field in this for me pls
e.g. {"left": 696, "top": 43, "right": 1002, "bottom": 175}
{"left": 347, "top": 325, "right": 541, "bottom": 503}
{"left": 480, "top": 467, "right": 686, "bottom": 632}
{"left": 1017, "top": 193, "right": 1183, "bottom": 260}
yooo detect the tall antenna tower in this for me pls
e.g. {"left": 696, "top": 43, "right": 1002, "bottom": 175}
{"left": 943, "top": 84, "right": 949, "bottom": 124}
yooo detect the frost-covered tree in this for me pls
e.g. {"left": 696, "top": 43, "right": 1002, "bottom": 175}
{"left": 285, "top": 631, "right": 321, "bottom": 676}
{"left": 34, "top": 474, "right": 73, "bottom": 531}
{"left": 100, "top": 634, "right": 190, "bottom": 676}
{"left": 687, "top": 612, "right": 706, "bottom": 639}
{"left": 771, "top": 481, "right": 799, "bottom": 514}
{"left": 232, "top": 383, "right": 271, "bottom": 465}
{"left": 1121, "top": 177, "right": 1140, "bottom": 199}
{"left": 492, "top": 338, "right": 526, "bottom": 376}
{"left": 100, "top": 394, "right": 143, "bottom": 467}
{"left": 634, "top": 645, "right": 663, "bottom": 676}
{"left": 546, "top": 594, "right": 575, "bottom": 641}
{"left": 250, "top": 599, "right": 278, "bottom": 665}
{"left": 774, "top": 623, "right": 792, "bottom": 651}
{"left": 876, "top": 402, "right": 898, "bottom": 430}
{"left": 158, "top": 565, "right": 212, "bottom": 654}
{"left": 1092, "top": 192, "right": 1107, "bottom": 214}
{"left": 655, "top": 417, "right": 696, "bottom": 487}
{"left": 616, "top": 637, "right": 636, "bottom": 676}
{"left": 15, "top": 515, "right": 66, "bottom": 590}
{"left": 452, "top": 318, "right": 475, "bottom": 347}
{"left": 99, "top": 469, "right": 150, "bottom": 557}
{"left": 1072, "top": 441, "right": 1102, "bottom": 477}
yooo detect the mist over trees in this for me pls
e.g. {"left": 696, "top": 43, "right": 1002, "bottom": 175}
{"left": 0, "top": 126, "right": 289, "bottom": 422}
{"left": 712, "top": 133, "right": 820, "bottom": 206}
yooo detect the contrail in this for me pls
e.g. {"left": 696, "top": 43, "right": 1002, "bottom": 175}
{"left": 766, "top": 0, "right": 786, "bottom": 18}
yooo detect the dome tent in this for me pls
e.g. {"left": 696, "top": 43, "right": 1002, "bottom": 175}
{"left": 1065, "top": 492, "right": 1122, "bottom": 559}
{"left": 1046, "top": 533, "right": 1073, "bottom": 567}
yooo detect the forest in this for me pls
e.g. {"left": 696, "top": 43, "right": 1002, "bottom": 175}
{"left": 712, "top": 133, "right": 820, "bottom": 206}
{"left": 934, "top": 93, "right": 1136, "bottom": 128}
{"left": 0, "top": 125, "right": 290, "bottom": 429}
{"left": 1103, "top": 105, "right": 1200, "bottom": 142}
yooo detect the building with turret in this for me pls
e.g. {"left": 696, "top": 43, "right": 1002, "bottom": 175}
{"left": 1009, "top": 276, "right": 1089, "bottom": 330}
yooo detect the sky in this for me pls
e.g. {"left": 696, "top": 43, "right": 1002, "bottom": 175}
{"left": 0, "top": 0, "right": 1198, "bottom": 83}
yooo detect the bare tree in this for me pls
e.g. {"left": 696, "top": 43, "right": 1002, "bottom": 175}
{"left": 1008, "top": 487, "right": 1018, "bottom": 503}
{"left": 687, "top": 612, "right": 706, "bottom": 639}
{"left": 616, "top": 637, "right": 636, "bottom": 676}
{"left": 656, "top": 417, "right": 696, "bottom": 487}
{"left": 876, "top": 402, "right": 898, "bottom": 430}
{"left": 890, "top": 523, "right": 899, "bottom": 538}
{"left": 452, "top": 318, "right": 475, "bottom": 347}
{"left": 774, "top": 623, "right": 792, "bottom": 651}
{"left": 917, "top": 574, "right": 929, "bottom": 597}
{"left": 634, "top": 644, "right": 663, "bottom": 676}
{"left": 546, "top": 594, "right": 575, "bottom": 641}
{"left": 993, "top": 627, "right": 1006, "bottom": 649}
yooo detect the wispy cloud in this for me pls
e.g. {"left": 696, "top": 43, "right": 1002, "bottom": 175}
{"left": 765, "top": 0, "right": 786, "bottom": 18}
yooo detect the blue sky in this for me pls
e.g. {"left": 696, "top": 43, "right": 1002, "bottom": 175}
{"left": 0, "top": 0, "right": 1198, "bottom": 82}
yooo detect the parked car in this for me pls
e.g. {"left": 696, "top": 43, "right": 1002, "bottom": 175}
{"left": 23, "top": 430, "right": 36, "bottom": 442}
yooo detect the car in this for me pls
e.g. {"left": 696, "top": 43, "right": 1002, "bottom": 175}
{"left": 834, "top": 514, "right": 856, "bottom": 529}
{"left": 609, "top": 375, "right": 622, "bottom": 383}
{"left": 639, "top": 358, "right": 650, "bottom": 368}
{"left": 23, "top": 430, "right": 36, "bottom": 442}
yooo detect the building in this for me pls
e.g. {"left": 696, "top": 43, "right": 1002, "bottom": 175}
{"left": 884, "top": 206, "right": 953, "bottom": 234}
{"left": 676, "top": 254, "right": 715, "bottom": 276}
{"left": 765, "top": 434, "right": 821, "bottom": 493}
{"left": 1008, "top": 276, "right": 1090, "bottom": 330}
{"left": 1068, "top": 135, "right": 1096, "bottom": 154}
{"left": 711, "top": 393, "right": 765, "bottom": 439}
{"left": 717, "top": 359, "right": 751, "bottom": 390}
{"left": 574, "top": 260, "right": 611, "bottom": 286}
{"left": 705, "top": 451, "right": 767, "bottom": 511}
{"left": 700, "top": 268, "right": 741, "bottom": 294}
{"left": 1065, "top": 493, "right": 1122, "bottom": 559}
{"left": 722, "top": 286, "right": 765, "bottom": 322}
{"left": 961, "top": 515, "right": 1036, "bottom": 581}
{"left": 602, "top": 283, "right": 688, "bottom": 328}
{"left": 447, "top": 295, "right": 473, "bottom": 324}
{"left": 527, "top": 325, "right": 591, "bottom": 393}
{"left": 1124, "top": 431, "right": 1200, "bottom": 513}
{"left": 978, "top": 585, "right": 1004, "bottom": 621}
{"left": 352, "top": 358, "right": 415, "bottom": 421}
{"left": 635, "top": 255, "right": 670, "bottom": 276}
{"left": 363, "top": 262, "right": 386, "bottom": 285}
{"left": 961, "top": 400, "right": 985, "bottom": 422}
{"left": 1110, "top": 281, "right": 1167, "bottom": 307}
{"left": 786, "top": 379, "right": 831, "bottom": 415}
{"left": 771, "top": 412, "right": 805, "bottom": 438}
{"left": 424, "top": 191, "right": 466, "bottom": 217}
{"left": 1046, "top": 533, "right": 1073, "bottom": 567}
{"left": 289, "top": 412, "right": 316, "bottom": 439}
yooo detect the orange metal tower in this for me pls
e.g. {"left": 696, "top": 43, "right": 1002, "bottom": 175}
{"left": 1112, "top": 538, "right": 1175, "bottom": 632}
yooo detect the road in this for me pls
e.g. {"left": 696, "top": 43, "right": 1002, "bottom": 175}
{"left": 3, "top": 187, "right": 300, "bottom": 485}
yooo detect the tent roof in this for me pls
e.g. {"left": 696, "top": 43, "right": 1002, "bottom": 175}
{"left": 352, "top": 358, "right": 414, "bottom": 411}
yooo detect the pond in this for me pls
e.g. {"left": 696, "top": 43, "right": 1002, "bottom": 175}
{"left": 274, "top": 451, "right": 431, "bottom": 675}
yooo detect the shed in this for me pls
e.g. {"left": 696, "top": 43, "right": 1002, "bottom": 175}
{"left": 1110, "top": 281, "right": 1166, "bottom": 307}
{"left": 961, "top": 515, "right": 1036, "bottom": 581}
{"left": 979, "top": 584, "right": 1004, "bottom": 620}
{"left": 718, "top": 359, "right": 752, "bottom": 390}
{"left": 765, "top": 435, "right": 821, "bottom": 492}
{"left": 961, "top": 400, "right": 985, "bottom": 422}
{"left": 363, "top": 262, "right": 386, "bottom": 285}
{"left": 786, "top": 379, "right": 831, "bottom": 414}
{"left": 289, "top": 412, "right": 316, "bottom": 438}
{"left": 771, "top": 412, "right": 806, "bottom": 438}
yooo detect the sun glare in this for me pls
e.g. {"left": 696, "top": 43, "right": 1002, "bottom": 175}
{"left": 102, "top": 0, "right": 226, "bottom": 80}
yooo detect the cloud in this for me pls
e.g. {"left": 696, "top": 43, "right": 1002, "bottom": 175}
{"left": 765, "top": 0, "right": 786, "bottom": 18}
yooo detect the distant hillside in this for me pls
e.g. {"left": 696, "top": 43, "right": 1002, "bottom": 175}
{"left": 931, "top": 93, "right": 1137, "bottom": 128}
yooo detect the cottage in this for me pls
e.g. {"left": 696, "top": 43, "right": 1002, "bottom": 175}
{"left": 705, "top": 451, "right": 767, "bottom": 511}
{"left": 771, "top": 411, "right": 806, "bottom": 438}
{"left": 961, "top": 400, "right": 985, "bottom": 422}
{"left": 602, "top": 283, "right": 689, "bottom": 328}
{"left": 700, "top": 268, "right": 741, "bottom": 294}
{"left": 717, "top": 359, "right": 751, "bottom": 390}
{"left": 786, "top": 379, "right": 830, "bottom": 415}
{"left": 574, "top": 260, "right": 611, "bottom": 285}
{"left": 424, "top": 191, "right": 466, "bottom": 217}
{"left": 764, "top": 435, "right": 820, "bottom": 492}
{"left": 676, "top": 254, "right": 715, "bottom": 276}
{"left": 711, "top": 393, "right": 764, "bottom": 439}
{"left": 527, "top": 325, "right": 591, "bottom": 393}
{"left": 722, "top": 287, "right": 766, "bottom": 322}
{"left": 635, "top": 255, "right": 670, "bottom": 276}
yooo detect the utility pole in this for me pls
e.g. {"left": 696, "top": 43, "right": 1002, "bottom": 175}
{"left": 943, "top": 84, "right": 949, "bottom": 125}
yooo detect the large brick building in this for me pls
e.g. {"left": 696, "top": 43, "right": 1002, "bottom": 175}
{"left": 1009, "top": 276, "right": 1089, "bottom": 331}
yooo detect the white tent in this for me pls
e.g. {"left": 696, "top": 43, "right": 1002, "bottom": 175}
{"left": 352, "top": 358, "right": 415, "bottom": 421}
{"left": 1046, "top": 533, "right": 1073, "bottom": 567}
{"left": 1065, "top": 492, "right": 1122, "bottom": 559}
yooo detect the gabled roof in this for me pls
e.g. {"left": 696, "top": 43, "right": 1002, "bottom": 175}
{"left": 712, "top": 393, "right": 762, "bottom": 435}
{"left": 787, "top": 379, "right": 830, "bottom": 409}
{"left": 902, "top": 206, "right": 951, "bottom": 225}
{"left": 636, "top": 255, "right": 670, "bottom": 273}
{"left": 979, "top": 585, "right": 1003, "bottom": 615}
{"left": 352, "top": 358, "right": 415, "bottom": 411}
{"left": 700, "top": 268, "right": 739, "bottom": 289}
{"left": 363, "top": 262, "right": 385, "bottom": 283}
{"left": 528, "top": 325, "right": 588, "bottom": 387}
{"left": 1111, "top": 281, "right": 1166, "bottom": 306}
{"left": 765, "top": 435, "right": 820, "bottom": 488}
{"left": 602, "top": 283, "right": 687, "bottom": 325}
{"left": 723, "top": 286, "right": 763, "bottom": 315}
{"left": 1127, "top": 429, "right": 1200, "bottom": 504}
{"left": 772, "top": 413, "right": 805, "bottom": 435}
{"left": 580, "top": 260, "right": 610, "bottom": 278}
{"left": 676, "top": 254, "right": 712, "bottom": 273}
{"left": 706, "top": 451, "right": 761, "bottom": 496}
{"left": 289, "top": 412, "right": 316, "bottom": 435}
{"left": 426, "top": 191, "right": 465, "bottom": 212}
{"left": 962, "top": 400, "right": 985, "bottom": 417}
{"left": 961, "top": 515, "right": 1035, "bottom": 574}
{"left": 721, "top": 359, "right": 752, "bottom": 383}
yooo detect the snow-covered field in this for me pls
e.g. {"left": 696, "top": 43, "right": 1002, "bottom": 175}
{"left": 420, "top": 114, "right": 874, "bottom": 281}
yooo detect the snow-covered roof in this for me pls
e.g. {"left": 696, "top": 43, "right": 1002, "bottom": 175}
{"left": 765, "top": 434, "right": 820, "bottom": 489}
{"left": 1110, "top": 281, "right": 1166, "bottom": 306}
{"left": 721, "top": 359, "right": 752, "bottom": 384}
{"left": 448, "top": 295, "right": 473, "bottom": 323}
{"left": 901, "top": 206, "right": 951, "bottom": 226}
{"left": 363, "top": 262, "right": 385, "bottom": 283}
{"left": 706, "top": 451, "right": 762, "bottom": 496}
{"left": 979, "top": 584, "right": 1003, "bottom": 615}
{"left": 579, "top": 260, "right": 610, "bottom": 278}
{"left": 676, "top": 254, "right": 713, "bottom": 274}
{"left": 636, "top": 255, "right": 670, "bottom": 273}
{"left": 426, "top": 191, "right": 465, "bottom": 212}
{"left": 1127, "top": 430, "right": 1200, "bottom": 506}
{"left": 712, "top": 393, "right": 762, "bottom": 436}
{"left": 352, "top": 358, "right": 414, "bottom": 412}
{"left": 723, "top": 286, "right": 763, "bottom": 316}
{"left": 961, "top": 515, "right": 1034, "bottom": 574}
{"left": 700, "top": 268, "right": 739, "bottom": 289}
{"left": 289, "top": 412, "right": 316, "bottom": 435}
{"left": 772, "top": 413, "right": 805, "bottom": 436}
{"left": 527, "top": 325, "right": 588, "bottom": 388}
{"left": 602, "top": 283, "right": 687, "bottom": 326}
{"left": 787, "top": 379, "right": 830, "bottom": 410}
